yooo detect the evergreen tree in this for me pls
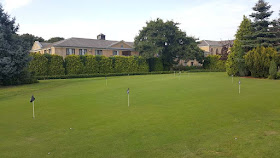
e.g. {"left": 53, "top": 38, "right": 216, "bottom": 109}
{"left": 244, "top": 0, "right": 277, "bottom": 49}
{"left": 271, "top": 10, "right": 280, "bottom": 51}
{"left": 0, "top": 4, "right": 34, "bottom": 85}
{"left": 226, "top": 16, "right": 253, "bottom": 76}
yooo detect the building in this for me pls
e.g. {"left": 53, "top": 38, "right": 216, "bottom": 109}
{"left": 30, "top": 34, "right": 139, "bottom": 58}
{"left": 198, "top": 40, "right": 234, "bottom": 60}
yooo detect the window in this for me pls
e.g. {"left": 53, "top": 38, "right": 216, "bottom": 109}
{"left": 66, "top": 48, "right": 75, "bottom": 55}
{"left": 121, "top": 45, "right": 123, "bottom": 48}
{"left": 49, "top": 49, "right": 52, "bottom": 54}
{"left": 95, "top": 50, "right": 103, "bottom": 55}
{"left": 216, "top": 49, "right": 218, "bottom": 54}
{"left": 122, "top": 51, "right": 131, "bottom": 56}
{"left": 44, "top": 50, "right": 47, "bottom": 54}
{"left": 210, "top": 48, "right": 213, "bottom": 53}
{"left": 79, "top": 49, "right": 87, "bottom": 55}
{"left": 191, "top": 62, "right": 194, "bottom": 66}
{"left": 113, "top": 50, "right": 119, "bottom": 56}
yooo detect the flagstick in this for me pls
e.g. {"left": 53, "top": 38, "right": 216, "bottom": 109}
{"left": 239, "top": 84, "right": 240, "bottom": 94}
{"left": 174, "top": 71, "right": 175, "bottom": 76}
{"left": 33, "top": 101, "right": 35, "bottom": 119}
{"left": 232, "top": 75, "right": 233, "bottom": 84}
{"left": 128, "top": 93, "right": 130, "bottom": 107}
{"left": 106, "top": 78, "right": 107, "bottom": 86}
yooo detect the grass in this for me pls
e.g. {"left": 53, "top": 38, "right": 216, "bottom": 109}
{"left": 0, "top": 72, "right": 280, "bottom": 158}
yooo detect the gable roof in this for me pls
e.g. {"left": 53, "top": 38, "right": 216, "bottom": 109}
{"left": 39, "top": 37, "right": 134, "bottom": 49}
{"left": 198, "top": 40, "right": 234, "bottom": 47}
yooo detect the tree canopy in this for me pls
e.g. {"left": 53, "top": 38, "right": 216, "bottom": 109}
{"left": 0, "top": 4, "right": 34, "bottom": 85}
{"left": 244, "top": 0, "right": 278, "bottom": 49}
{"left": 47, "top": 37, "right": 64, "bottom": 43}
{"left": 134, "top": 18, "right": 203, "bottom": 70}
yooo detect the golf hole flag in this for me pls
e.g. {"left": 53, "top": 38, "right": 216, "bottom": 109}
{"left": 30, "top": 95, "right": 35, "bottom": 102}
{"left": 127, "top": 88, "right": 129, "bottom": 94}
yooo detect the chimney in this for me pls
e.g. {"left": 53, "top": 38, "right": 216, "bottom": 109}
{"left": 97, "top": 33, "right": 105, "bottom": 40}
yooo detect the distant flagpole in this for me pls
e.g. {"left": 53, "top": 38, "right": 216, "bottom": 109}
{"left": 238, "top": 80, "right": 241, "bottom": 94}
{"left": 127, "top": 88, "right": 130, "bottom": 107}
{"left": 33, "top": 101, "right": 35, "bottom": 119}
{"left": 174, "top": 71, "right": 175, "bottom": 76}
{"left": 232, "top": 75, "right": 233, "bottom": 84}
{"left": 30, "top": 95, "right": 35, "bottom": 119}
{"left": 105, "top": 76, "right": 107, "bottom": 86}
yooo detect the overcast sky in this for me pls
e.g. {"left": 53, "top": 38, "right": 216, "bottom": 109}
{"left": 1, "top": 0, "right": 279, "bottom": 42}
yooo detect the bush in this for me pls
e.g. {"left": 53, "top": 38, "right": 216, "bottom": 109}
{"left": 84, "top": 55, "right": 98, "bottom": 74}
{"left": 97, "top": 56, "right": 113, "bottom": 73}
{"left": 148, "top": 57, "right": 164, "bottom": 71}
{"left": 113, "top": 56, "right": 128, "bottom": 73}
{"left": 245, "top": 46, "right": 277, "bottom": 78}
{"left": 138, "top": 56, "right": 149, "bottom": 72}
{"left": 203, "top": 55, "right": 226, "bottom": 71}
{"left": 48, "top": 55, "right": 65, "bottom": 75}
{"left": 65, "top": 55, "right": 84, "bottom": 75}
{"left": 36, "top": 71, "right": 173, "bottom": 80}
{"left": 269, "top": 60, "right": 277, "bottom": 79}
{"left": 29, "top": 53, "right": 49, "bottom": 76}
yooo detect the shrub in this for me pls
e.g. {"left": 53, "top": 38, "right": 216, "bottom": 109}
{"left": 114, "top": 56, "right": 128, "bottom": 73}
{"left": 98, "top": 56, "right": 113, "bottom": 73}
{"left": 203, "top": 55, "right": 225, "bottom": 71}
{"left": 269, "top": 60, "right": 277, "bottom": 79}
{"left": 245, "top": 46, "right": 277, "bottom": 78}
{"left": 148, "top": 57, "right": 164, "bottom": 71}
{"left": 65, "top": 55, "right": 84, "bottom": 75}
{"left": 84, "top": 55, "right": 99, "bottom": 74}
{"left": 138, "top": 56, "right": 149, "bottom": 72}
{"left": 48, "top": 55, "right": 65, "bottom": 75}
{"left": 127, "top": 56, "right": 139, "bottom": 72}
{"left": 29, "top": 53, "right": 48, "bottom": 76}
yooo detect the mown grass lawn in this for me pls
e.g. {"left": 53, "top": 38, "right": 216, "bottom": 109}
{"left": 0, "top": 72, "right": 280, "bottom": 158}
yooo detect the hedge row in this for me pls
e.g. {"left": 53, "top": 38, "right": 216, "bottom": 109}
{"left": 203, "top": 55, "right": 226, "bottom": 71}
{"left": 29, "top": 54, "right": 155, "bottom": 76}
{"left": 36, "top": 71, "right": 173, "bottom": 80}
{"left": 29, "top": 53, "right": 65, "bottom": 76}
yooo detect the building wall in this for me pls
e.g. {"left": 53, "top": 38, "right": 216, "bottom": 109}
{"left": 178, "top": 59, "right": 202, "bottom": 67}
{"left": 31, "top": 42, "right": 41, "bottom": 52}
{"left": 52, "top": 47, "right": 139, "bottom": 58}
{"left": 111, "top": 41, "right": 132, "bottom": 48}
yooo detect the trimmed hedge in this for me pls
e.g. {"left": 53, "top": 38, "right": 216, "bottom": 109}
{"left": 148, "top": 57, "right": 164, "bottom": 71}
{"left": 65, "top": 55, "right": 84, "bottom": 75}
{"left": 84, "top": 55, "right": 99, "bottom": 74}
{"left": 48, "top": 55, "right": 65, "bottom": 75}
{"left": 36, "top": 71, "right": 173, "bottom": 80}
{"left": 29, "top": 53, "right": 49, "bottom": 76}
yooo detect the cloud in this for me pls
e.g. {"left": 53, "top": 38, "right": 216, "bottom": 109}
{"left": 2, "top": 0, "right": 32, "bottom": 11}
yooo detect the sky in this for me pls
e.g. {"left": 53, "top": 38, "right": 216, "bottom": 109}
{"left": 0, "top": 0, "right": 279, "bottom": 42}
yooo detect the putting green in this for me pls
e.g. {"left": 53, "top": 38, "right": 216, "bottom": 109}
{"left": 0, "top": 72, "right": 280, "bottom": 157}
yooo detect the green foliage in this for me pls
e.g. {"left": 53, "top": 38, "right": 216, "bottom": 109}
{"left": 226, "top": 52, "right": 239, "bottom": 76}
{"left": 203, "top": 55, "right": 225, "bottom": 71}
{"left": 20, "top": 33, "right": 45, "bottom": 50}
{"left": 29, "top": 53, "right": 49, "bottom": 76}
{"left": 137, "top": 56, "right": 149, "bottom": 72}
{"left": 244, "top": 0, "right": 278, "bottom": 49}
{"left": 47, "top": 37, "right": 64, "bottom": 43}
{"left": 98, "top": 56, "right": 113, "bottom": 73}
{"left": 269, "top": 60, "right": 277, "bottom": 79}
{"left": 148, "top": 57, "right": 164, "bottom": 71}
{"left": 65, "top": 55, "right": 84, "bottom": 75}
{"left": 134, "top": 18, "right": 203, "bottom": 69}
{"left": 245, "top": 46, "right": 277, "bottom": 78}
{"left": 113, "top": 56, "right": 128, "bottom": 73}
{"left": 36, "top": 71, "right": 173, "bottom": 80}
{"left": 0, "top": 4, "right": 36, "bottom": 85}
{"left": 127, "top": 56, "right": 139, "bottom": 72}
{"left": 48, "top": 55, "right": 65, "bottom": 75}
{"left": 84, "top": 55, "right": 99, "bottom": 74}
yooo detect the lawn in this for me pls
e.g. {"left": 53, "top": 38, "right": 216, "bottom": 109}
{"left": 0, "top": 72, "right": 280, "bottom": 158}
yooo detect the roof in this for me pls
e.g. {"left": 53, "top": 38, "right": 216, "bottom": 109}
{"left": 39, "top": 37, "right": 134, "bottom": 49}
{"left": 40, "top": 42, "right": 52, "bottom": 48}
{"left": 198, "top": 40, "right": 234, "bottom": 47}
